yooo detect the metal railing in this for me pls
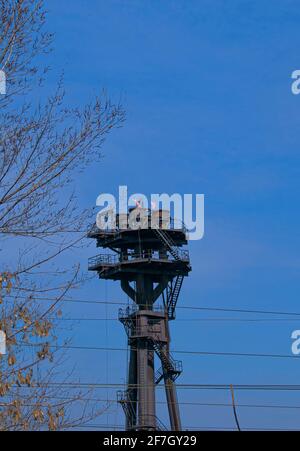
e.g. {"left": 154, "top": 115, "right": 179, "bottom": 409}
{"left": 87, "top": 215, "right": 187, "bottom": 234}
{"left": 115, "top": 397, "right": 168, "bottom": 432}
{"left": 119, "top": 322, "right": 162, "bottom": 339}
{"left": 155, "top": 359, "right": 183, "bottom": 384}
{"left": 118, "top": 305, "right": 165, "bottom": 320}
{"left": 88, "top": 253, "right": 118, "bottom": 268}
{"left": 88, "top": 249, "right": 189, "bottom": 270}
{"left": 132, "top": 325, "right": 161, "bottom": 338}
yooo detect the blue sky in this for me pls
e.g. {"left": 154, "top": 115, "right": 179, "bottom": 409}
{"left": 37, "top": 0, "right": 300, "bottom": 430}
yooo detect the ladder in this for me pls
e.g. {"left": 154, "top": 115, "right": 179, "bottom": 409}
{"left": 153, "top": 228, "right": 187, "bottom": 319}
{"left": 117, "top": 389, "right": 136, "bottom": 427}
{"left": 151, "top": 339, "right": 182, "bottom": 384}
{"left": 154, "top": 366, "right": 164, "bottom": 385}
{"left": 167, "top": 275, "right": 184, "bottom": 320}
{"left": 153, "top": 228, "right": 181, "bottom": 261}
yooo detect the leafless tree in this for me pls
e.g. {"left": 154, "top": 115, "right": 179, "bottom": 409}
{"left": 0, "top": 0, "right": 125, "bottom": 430}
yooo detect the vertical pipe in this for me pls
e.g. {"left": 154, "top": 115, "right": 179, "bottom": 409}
{"left": 164, "top": 324, "right": 182, "bottom": 431}
{"left": 126, "top": 347, "right": 137, "bottom": 430}
{"left": 164, "top": 378, "right": 182, "bottom": 430}
{"left": 146, "top": 344, "right": 156, "bottom": 429}
{"left": 137, "top": 341, "right": 146, "bottom": 428}
{"left": 137, "top": 340, "right": 156, "bottom": 430}
{"left": 135, "top": 273, "right": 156, "bottom": 430}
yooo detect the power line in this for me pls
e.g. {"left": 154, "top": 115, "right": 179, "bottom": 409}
{"left": 7, "top": 293, "right": 300, "bottom": 318}
{"left": 179, "top": 305, "right": 300, "bottom": 317}
{"left": 75, "top": 424, "right": 300, "bottom": 431}
{"left": 32, "top": 395, "right": 300, "bottom": 411}
{"left": 16, "top": 383, "right": 300, "bottom": 391}
{"left": 51, "top": 317, "right": 300, "bottom": 322}
{"left": 19, "top": 342, "right": 300, "bottom": 360}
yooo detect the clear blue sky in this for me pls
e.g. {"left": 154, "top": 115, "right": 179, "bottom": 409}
{"left": 42, "top": 0, "right": 300, "bottom": 430}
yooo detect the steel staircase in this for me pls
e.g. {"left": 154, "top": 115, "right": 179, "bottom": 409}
{"left": 118, "top": 389, "right": 168, "bottom": 431}
{"left": 153, "top": 228, "right": 188, "bottom": 319}
{"left": 167, "top": 275, "right": 184, "bottom": 320}
{"left": 154, "top": 366, "right": 165, "bottom": 385}
{"left": 155, "top": 416, "right": 168, "bottom": 431}
{"left": 153, "top": 228, "right": 181, "bottom": 261}
{"left": 151, "top": 339, "right": 182, "bottom": 384}
{"left": 117, "top": 389, "right": 136, "bottom": 426}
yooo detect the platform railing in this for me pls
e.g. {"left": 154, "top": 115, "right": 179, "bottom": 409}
{"left": 88, "top": 249, "right": 189, "bottom": 270}
{"left": 88, "top": 253, "right": 118, "bottom": 268}
{"left": 118, "top": 305, "right": 165, "bottom": 320}
{"left": 87, "top": 216, "right": 187, "bottom": 235}
{"left": 130, "top": 324, "right": 162, "bottom": 338}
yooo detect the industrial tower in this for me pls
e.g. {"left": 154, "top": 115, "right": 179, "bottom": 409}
{"left": 88, "top": 207, "right": 191, "bottom": 431}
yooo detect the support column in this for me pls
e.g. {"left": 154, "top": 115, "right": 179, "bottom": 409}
{"left": 122, "top": 275, "right": 182, "bottom": 431}
{"left": 146, "top": 342, "right": 156, "bottom": 429}
{"left": 126, "top": 347, "right": 137, "bottom": 430}
{"left": 164, "top": 379, "right": 181, "bottom": 431}
{"left": 137, "top": 340, "right": 156, "bottom": 430}
{"left": 164, "top": 323, "right": 181, "bottom": 430}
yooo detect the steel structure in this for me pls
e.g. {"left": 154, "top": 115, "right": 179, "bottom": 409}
{"left": 88, "top": 207, "right": 191, "bottom": 431}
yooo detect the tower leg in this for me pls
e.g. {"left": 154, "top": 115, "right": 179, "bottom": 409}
{"left": 126, "top": 347, "right": 137, "bottom": 430}
{"left": 164, "top": 378, "right": 181, "bottom": 431}
{"left": 147, "top": 345, "right": 156, "bottom": 429}
{"left": 164, "top": 338, "right": 182, "bottom": 431}
{"left": 137, "top": 340, "right": 156, "bottom": 430}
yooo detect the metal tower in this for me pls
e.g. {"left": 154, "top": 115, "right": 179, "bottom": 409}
{"left": 88, "top": 207, "right": 191, "bottom": 431}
